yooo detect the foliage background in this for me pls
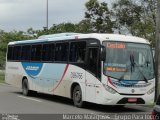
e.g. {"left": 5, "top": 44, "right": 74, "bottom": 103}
{"left": 0, "top": 0, "right": 156, "bottom": 69}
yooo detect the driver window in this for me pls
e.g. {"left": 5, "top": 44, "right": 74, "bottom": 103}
{"left": 88, "top": 48, "right": 98, "bottom": 76}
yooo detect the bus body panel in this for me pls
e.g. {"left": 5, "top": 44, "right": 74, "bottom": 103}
{"left": 5, "top": 62, "right": 25, "bottom": 88}
{"left": 5, "top": 62, "right": 87, "bottom": 100}
{"left": 5, "top": 33, "right": 155, "bottom": 106}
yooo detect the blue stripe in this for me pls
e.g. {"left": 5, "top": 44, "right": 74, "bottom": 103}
{"left": 21, "top": 62, "right": 66, "bottom": 88}
{"left": 120, "top": 80, "right": 139, "bottom": 85}
{"left": 15, "top": 39, "right": 48, "bottom": 44}
{"left": 21, "top": 62, "right": 43, "bottom": 76}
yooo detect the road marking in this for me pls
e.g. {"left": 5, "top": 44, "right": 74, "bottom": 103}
{"left": 18, "top": 95, "right": 42, "bottom": 102}
{"left": 0, "top": 83, "right": 13, "bottom": 87}
{"left": 0, "top": 83, "right": 9, "bottom": 86}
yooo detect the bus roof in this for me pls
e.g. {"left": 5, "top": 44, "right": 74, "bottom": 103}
{"left": 8, "top": 33, "right": 150, "bottom": 45}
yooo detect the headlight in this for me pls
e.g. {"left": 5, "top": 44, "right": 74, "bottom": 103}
{"left": 103, "top": 84, "right": 117, "bottom": 94}
{"left": 147, "top": 87, "right": 155, "bottom": 95}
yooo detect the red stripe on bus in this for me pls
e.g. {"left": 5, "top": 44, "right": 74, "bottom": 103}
{"left": 107, "top": 76, "right": 117, "bottom": 88}
{"left": 52, "top": 64, "right": 69, "bottom": 92}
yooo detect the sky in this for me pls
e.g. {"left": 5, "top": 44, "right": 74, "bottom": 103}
{"left": 0, "top": 0, "right": 113, "bottom": 32}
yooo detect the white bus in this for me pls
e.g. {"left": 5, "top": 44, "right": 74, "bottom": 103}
{"left": 5, "top": 33, "right": 155, "bottom": 107}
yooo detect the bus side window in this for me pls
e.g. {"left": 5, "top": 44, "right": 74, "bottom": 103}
{"left": 7, "top": 46, "right": 13, "bottom": 60}
{"left": 88, "top": 48, "right": 98, "bottom": 76}
{"left": 21, "top": 45, "right": 31, "bottom": 61}
{"left": 13, "top": 46, "right": 21, "bottom": 61}
{"left": 31, "top": 45, "right": 42, "bottom": 61}
{"left": 69, "top": 42, "right": 86, "bottom": 63}
{"left": 42, "top": 44, "right": 54, "bottom": 61}
{"left": 55, "top": 43, "right": 69, "bottom": 62}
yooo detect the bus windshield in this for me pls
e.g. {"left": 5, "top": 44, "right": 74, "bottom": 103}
{"left": 103, "top": 42, "right": 154, "bottom": 81}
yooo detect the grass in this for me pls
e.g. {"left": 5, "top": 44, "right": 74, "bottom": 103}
{"left": 0, "top": 72, "right": 4, "bottom": 83}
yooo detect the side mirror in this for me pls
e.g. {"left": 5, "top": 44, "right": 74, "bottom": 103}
{"left": 101, "top": 45, "right": 106, "bottom": 61}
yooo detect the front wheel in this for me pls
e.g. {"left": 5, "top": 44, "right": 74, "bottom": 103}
{"left": 73, "top": 85, "right": 84, "bottom": 108}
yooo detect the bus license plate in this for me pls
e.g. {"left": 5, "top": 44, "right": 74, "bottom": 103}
{"left": 128, "top": 98, "right": 137, "bottom": 102}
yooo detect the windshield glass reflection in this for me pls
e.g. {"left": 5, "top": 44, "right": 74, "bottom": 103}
{"left": 103, "top": 42, "right": 154, "bottom": 81}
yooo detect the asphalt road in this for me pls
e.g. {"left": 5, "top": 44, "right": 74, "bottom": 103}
{"left": 0, "top": 83, "right": 154, "bottom": 120}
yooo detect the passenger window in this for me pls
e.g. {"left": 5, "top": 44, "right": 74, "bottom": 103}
{"left": 88, "top": 48, "right": 98, "bottom": 76}
{"left": 7, "top": 46, "right": 13, "bottom": 60}
{"left": 31, "top": 45, "right": 42, "bottom": 61}
{"left": 55, "top": 43, "right": 69, "bottom": 62}
{"left": 13, "top": 46, "right": 21, "bottom": 60}
{"left": 21, "top": 45, "right": 31, "bottom": 61}
{"left": 42, "top": 44, "right": 55, "bottom": 61}
{"left": 69, "top": 42, "right": 86, "bottom": 63}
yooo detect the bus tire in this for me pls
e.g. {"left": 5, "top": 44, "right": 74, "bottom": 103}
{"left": 22, "top": 78, "right": 31, "bottom": 96}
{"left": 73, "top": 85, "right": 84, "bottom": 108}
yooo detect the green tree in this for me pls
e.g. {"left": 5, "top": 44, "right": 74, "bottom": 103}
{"left": 31, "top": 23, "right": 77, "bottom": 37}
{"left": 112, "top": 0, "right": 156, "bottom": 46}
{"left": 75, "top": 19, "right": 93, "bottom": 33}
{"left": 0, "top": 31, "right": 34, "bottom": 68}
{"left": 49, "top": 23, "right": 76, "bottom": 34}
{"left": 85, "top": 0, "right": 113, "bottom": 33}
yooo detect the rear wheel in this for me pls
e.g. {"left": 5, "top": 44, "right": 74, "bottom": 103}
{"left": 22, "top": 78, "right": 31, "bottom": 96}
{"left": 73, "top": 85, "right": 84, "bottom": 108}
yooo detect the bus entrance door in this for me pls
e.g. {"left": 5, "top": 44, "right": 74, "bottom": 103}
{"left": 85, "top": 47, "right": 99, "bottom": 103}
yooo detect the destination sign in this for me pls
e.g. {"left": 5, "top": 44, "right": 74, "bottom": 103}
{"left": 107, "top": 42, "right": 126, "bottom": 49}
{"left": 106, "top": 66, "right": 126, "bottom": 72}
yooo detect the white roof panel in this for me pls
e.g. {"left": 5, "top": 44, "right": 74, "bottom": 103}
{"left": 8, "top": 33, "right": 150, "bottom": 45}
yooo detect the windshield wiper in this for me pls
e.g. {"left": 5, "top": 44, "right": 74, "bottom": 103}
{"left": 118, "top": 54, "right": 135, "bottom": 81}
{"left": 119, "top": 55, "right": 148, "bottom": 83}
{"left": 119, "top": 68, "right": 148, "bottom": 83}
{"left": 135, "top": 64, "right": 148, "bottom": 83}
{"left": 130, "top": 54, "right": 135, "bottom": 72}
{"left": 130, "top": 54, "right": 148, "bottom": 83}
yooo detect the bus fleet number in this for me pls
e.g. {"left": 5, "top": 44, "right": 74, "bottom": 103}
{"left": 70, "top": 72, "right": 83, "bottom": 79}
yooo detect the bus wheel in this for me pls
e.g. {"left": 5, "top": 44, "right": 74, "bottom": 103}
{"left": 22, "top": 79, "right": 30, "bottom": 96}
{"left": 73, "top": 85, "right": 84, "bottom": 108}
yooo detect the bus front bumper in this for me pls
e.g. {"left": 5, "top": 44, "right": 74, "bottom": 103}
{"left": 96, "top": 91, "right": 155, "bottom": 105}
